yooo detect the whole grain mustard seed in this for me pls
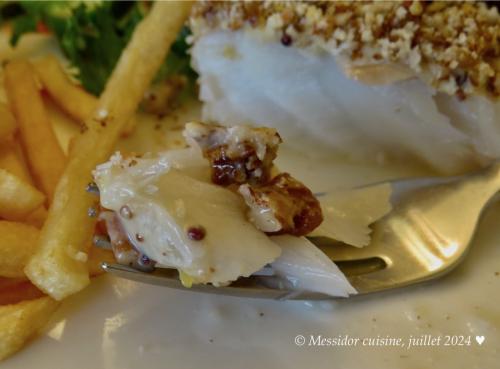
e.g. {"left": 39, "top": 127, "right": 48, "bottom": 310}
{"left": 85, "top": 181, "right": 100, "bottom": 195}
{"left": 119, "top": 205, "right": 133, "bottom": 219}
{"left": 87, "top": 206, "right": 98, "bottom": 218}
{"left": 281, "top": 33, "right": 292, "bottom": 46}
{"left": 187, "top": 225, "right": 206, "bottom": 241}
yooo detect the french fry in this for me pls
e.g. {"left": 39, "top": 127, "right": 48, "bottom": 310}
{"left": 0, "top": 140, "right": 32, "bottom": 183}
{"left": 0, "top": 222, "right": 39, "bottom": 279}
{"left": 0, "top": 103, "right": 16, "bottom": 140}
{"left": 33, "top": 56, "right": 97, "bottom": 124}
{"left": 25, "top": 1, "right": 193, "bottom": 300}
{"left": 0, "top": 142, "right": 48, "bottom": 227}
{"left": 120, "top": 115, "right": 137, "bottom": 137}
{"left": 0, "top": 278, "right": 44, "bottom": 305}
{"left": 34, "top": 55, "right": 137, "bottom": 136}
{"left": 4, "top": 60, "right": 66, "bottom": 202}
{"left": 0, "top": 297, "right": 58, "bottom": 361}
{"left": 0, "top": 169, "right": 45, "bottom": 221}
{"left": 23, "top": 207, "right": 48, "bottom": 228}
{"left": 66, "top": 136, "right": 77, "bottom": 157}
{"left": 0, "top": 278, "right": 24, "bottom": 289}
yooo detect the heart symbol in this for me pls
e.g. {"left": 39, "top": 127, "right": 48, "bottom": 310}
{"left": 476, "top": 336, "right": 485, "bottom": 345}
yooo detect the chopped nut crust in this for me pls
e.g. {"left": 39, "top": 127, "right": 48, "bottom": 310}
{"left": 190, "top": 1, "right": 500, "bottom": 99}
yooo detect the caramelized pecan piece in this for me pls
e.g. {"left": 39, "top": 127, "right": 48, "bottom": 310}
{"left": 238, "top": 173, "right": 323, "bottom": 236}
{"left": 184, "top": 122, "right": 281, "bottom": 186}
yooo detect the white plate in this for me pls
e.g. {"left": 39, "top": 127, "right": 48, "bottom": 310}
{"left": 1, "top": 34, "right": 499, "bottom": 369}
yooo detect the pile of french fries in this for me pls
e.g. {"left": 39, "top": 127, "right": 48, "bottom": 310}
{"left": 0, "top": 1, "right": 192, "bottom": 361}
{"left": 0, "top": 56, "right": 115, "bottom": 360}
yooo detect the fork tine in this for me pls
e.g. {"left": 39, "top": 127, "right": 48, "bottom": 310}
{"left": 347, "top": 267, "right": 405, "bottom": 294}
{"left": 101, "top": 262, "right": 318, "bottom": 300}
{"left": 102, "top": 262, "right": 340, "bottom": 300}
{"left": 346, "top": 256, "right": 451, "bottom": 294}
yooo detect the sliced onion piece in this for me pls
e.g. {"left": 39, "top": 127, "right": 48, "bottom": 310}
{"left": 269, "top": 235, "right": 356, "bottom": 297}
